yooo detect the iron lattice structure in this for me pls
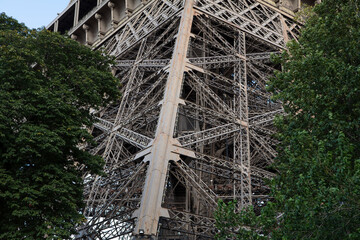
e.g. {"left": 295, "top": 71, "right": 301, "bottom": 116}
{"left": 49, "top": 0, "right": 301, "bottom": 239}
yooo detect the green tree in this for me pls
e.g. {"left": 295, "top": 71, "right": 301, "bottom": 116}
{"left": 0, "top": 13, "right": 120, "bottom": 239}
{"left": 0, "top": 12, "right": 26, "bottom": 32}
{"left": 215, "top": 0, "right": 360, "bottom": 239}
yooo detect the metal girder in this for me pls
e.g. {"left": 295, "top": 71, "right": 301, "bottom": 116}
{"left": 172, "top": 160, "right": 218, "bottom": 207}
{"left": 249, "top": 109, "right": 284, "bottom": 127}
{"left": 132, "top": 0, "right": 196, "bottom": 236}
{"left": 186, "top": 70, "right": 238, "bottom": 118}
{"left": 161, "top": 209, "right": 217, "bottom": 237}
{"left": 174, "top": 149, "right": 275, "bottom": 184}
{"left": 194, "top": 0, "right": 295, "bottom": 48}
{"left": 115, "top": 52, "right": 277, "bottom": 71}
{"left": 63, "top": 0, "right": 300, "bottom": 238}
{"left": 79, "top": 162, "right": 147, "bottom": 239}
{"left": 94, "top": 118, "right": 153, "bottom": 149}
{"left": 176, "top": 123, "right": 241, "bottom": 147}
{"left": 182, "top": 100, "right": 238, "bottom": 124}
{"left": 103, "top": 0, "right": 184, "bottom": 57}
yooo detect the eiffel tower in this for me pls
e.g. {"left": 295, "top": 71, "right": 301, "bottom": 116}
{"left": 48, "top": 0, "right": 307, "bottom": 238}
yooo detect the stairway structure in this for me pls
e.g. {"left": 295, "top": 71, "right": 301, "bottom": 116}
{"left": 48, "top": 0, "right": 309, "bottom": 239}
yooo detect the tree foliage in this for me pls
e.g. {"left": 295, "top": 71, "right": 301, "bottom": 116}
{"left": 0, "top": 12, "right": 26, "bottom": 32}
{"left": 215, "top": 0, "right": 360, "bottom": 239}
{"left": 0, "top": 13, "right": 120, "bottom": 239}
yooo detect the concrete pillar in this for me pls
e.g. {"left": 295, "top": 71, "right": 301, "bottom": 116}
{"left": 54, "top": 20, "right": 59, "bottom": 32}
{"left": 95, "top": 13, "right": 105, "bottom": 39}
{"left": 74, "top": 0, "right": 80, "bottom": 26}
{"left": 108, "top": 1, "right": 118, "bottom": 28}
{"left": 82, "top": 24, "right": 91, "bottom": 45}
{"left": 125, "top": 0, "right": 134, "bottom": 16}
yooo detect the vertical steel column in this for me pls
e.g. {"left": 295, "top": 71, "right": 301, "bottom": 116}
{"left": 133, "top": 0, "right": 195, "bottom": 236}
{"left": 234, "top": 31, "right": 252, "bottom": 208}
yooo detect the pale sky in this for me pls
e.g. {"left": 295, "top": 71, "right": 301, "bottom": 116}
{"left": 0, "top": 0, "right": 70, "bottom": 29}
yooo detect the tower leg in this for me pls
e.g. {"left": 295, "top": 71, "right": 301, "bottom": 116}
{"left": 133, "top": 0, "right": 195, "bottom": 237}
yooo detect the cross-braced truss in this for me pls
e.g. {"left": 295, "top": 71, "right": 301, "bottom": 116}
{"left": 75, "top": 0, "right": 298, "bottom": 239}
